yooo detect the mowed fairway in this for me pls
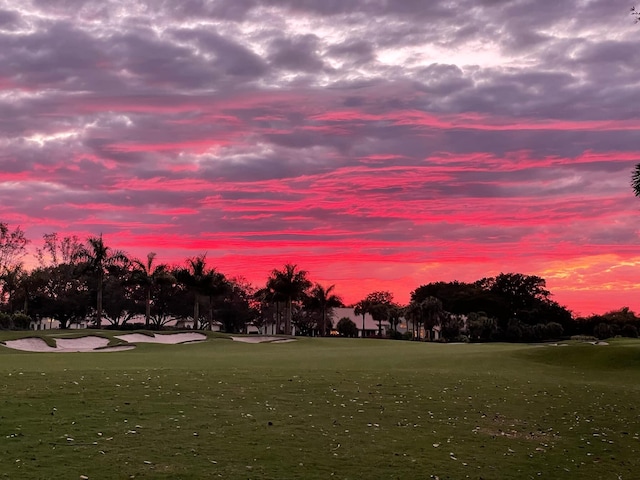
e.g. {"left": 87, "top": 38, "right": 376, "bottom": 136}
{"left": 1, "top": 335, "right": 640, "bottom": 479}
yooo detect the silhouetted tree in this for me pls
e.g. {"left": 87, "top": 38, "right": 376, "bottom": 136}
{"left": 0, "top": 263, "right": 26, "bottom": 313}
{"left": 308, "top": 283, "right": 342, "bottom": 336}
{"left": 266, "top": 264, "right": 311, "bottom": 335}
{"left": 0, "top": 223, "right": 29, "bottom": 273}
{"left": 131, "top": 252, "right": 174, "bottom": 328}
{"left": 357, "top": 291, "right": 394, "bottom": 337}
{"left": 75, "top": 235, "right": 129, "bottom": 328}
{"left": 175, "top": 254, "right": 218, "bottom": 330}
{"left": 354, "top": 299, "right": 372, "bottom": 338}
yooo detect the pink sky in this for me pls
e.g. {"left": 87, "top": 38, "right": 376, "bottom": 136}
{"left": 1, "top": 0, "right": 639, "bottom": 316}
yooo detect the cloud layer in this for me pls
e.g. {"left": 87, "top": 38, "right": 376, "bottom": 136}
{"left": 1, "top": 0, "right": 639, "bottom": 314}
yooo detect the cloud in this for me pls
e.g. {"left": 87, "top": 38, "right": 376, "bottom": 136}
{"left": 0, "top": 0, "right": 638, "bottom": 314}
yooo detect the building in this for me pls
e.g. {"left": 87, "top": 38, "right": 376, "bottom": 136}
{"left": 330, "top": 307, "right": 388, "bottom": 337}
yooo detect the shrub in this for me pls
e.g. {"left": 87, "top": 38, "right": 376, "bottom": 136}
{"left": 11, "top": 313, "right": 31, "bottom": 330}
{"left": 594, "top": 322, "right": 612, "bottom": 340}
{"left": 0, "top": 312, "right": 11, "bottom": 330}
{"left": 570, "top": 335, "right": 597, "bottom": 342}
{"left": 388, "top": 330, "right": 405, "bottom": 340}
{"left": 336, "top": 317, "right": 358, "bottom": 337}
{"left": 545, "top": 322, "right": 564, "bottom": 340}
{"left": 621, "top": 324, "right": 639, "bottom": 338}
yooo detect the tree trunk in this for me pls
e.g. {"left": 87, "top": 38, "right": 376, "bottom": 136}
{"left": 96, "top": 273, "right": 103, "bottom": 328}
{"left": 145, "top": 287, "right": 151, "bottom": 328}
{"left": 286, "top": 298, "right": 292, "bottom": 335}
{"left": 209, "top": 295, "right": 214, "bottom": 331}
{"left": 321, "top": 307, "right": 326, "bottom": 337}
{"left": 193, "top": 295, "right": 199, "bottom": 330}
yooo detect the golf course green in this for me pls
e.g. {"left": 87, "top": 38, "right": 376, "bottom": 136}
{"left": 1, "top": 333, "right": 639, "bottom": 479}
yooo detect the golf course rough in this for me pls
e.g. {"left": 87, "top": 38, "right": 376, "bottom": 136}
{"left": 0, "top": 334, "right": 638, "bottom": 479}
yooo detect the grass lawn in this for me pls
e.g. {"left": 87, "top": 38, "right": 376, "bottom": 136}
{"left": 1, "top": 333, "right": 639, "bottom": 479}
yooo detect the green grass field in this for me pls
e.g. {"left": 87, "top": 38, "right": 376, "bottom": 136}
{"left": 1, "top": 333, "right": 639, "bottom": 479}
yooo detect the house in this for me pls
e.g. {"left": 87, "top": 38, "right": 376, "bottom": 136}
{"left": 331, "top": 307, "right": 388, "bottom": 337}
{"left": 29, "top": 317, "right": 88, "bottom": 330}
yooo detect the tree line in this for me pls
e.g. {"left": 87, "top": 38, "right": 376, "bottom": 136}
{"left": 0, "top": 222, "right": 637, "bottom": 341}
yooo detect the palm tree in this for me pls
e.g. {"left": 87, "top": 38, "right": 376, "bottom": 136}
{"left": 632, "top": 164, "right": 640, "bottom": 197}
{"left": 404, "top": 302, "right": 420, "bottom": 340}
{"left": 202, "top": 270, "right": 228, "bottom": 331}
{"left": 131, "top": 252, "right": 173, "bottom": 328}
{"left": 75, "top": 235, "right": 129, "bottom": 328}
{"left": 254, "top": 285, "right": 285, "bottom": 334}
{"left": 405, "top": 297, "right": 443, "bottom": 341}
{"left": 354, "top": 299, "right": 372, "bottom": 338}
{"left": 309, "top": 283, "right": 342, "bottom": 336}
{"left": 355, "top": 291, "right": 394, "bottom": 338}
{"left": 267, "top": 264, "right": 311, "bottom": 335}
{"left": 175, "top": 254, "right": 226, "bottom": 330}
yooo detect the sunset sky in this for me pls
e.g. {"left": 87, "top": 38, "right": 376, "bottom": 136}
{"left": 1, "top": 0, "right": 639, "bottom": 315}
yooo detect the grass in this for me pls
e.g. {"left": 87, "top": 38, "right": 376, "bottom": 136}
{"left": 1, "top": 334, "right": 639, "bottom": 479}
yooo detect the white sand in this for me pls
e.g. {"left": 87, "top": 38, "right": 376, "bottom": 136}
{"left": 1, "top": 332, "right": 205, "bottom": 353}
{"left": 2, "top": 336, "right": 135, "bottom": 353}
{"left": 115, "top": 332, "right": 207, "bottom": 344}
{"left": 3, "top": 337, "right": 57, "bottom": 352}
{"left": 230, "top": 336, "right": 296, "bottom": 344}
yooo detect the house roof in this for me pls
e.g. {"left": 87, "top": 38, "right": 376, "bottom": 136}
{"left": 330, "top": 307, "right": 387, "bottom": 331}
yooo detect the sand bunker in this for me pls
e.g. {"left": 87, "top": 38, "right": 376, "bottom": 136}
{"left": 115, "top": 332, "right": 207, "bottom": 344}
{"left": 2, "top": 336, "right": 134, "bottom": 353}
{"left": 230, "top": 336, "right": 296, "bottom": 344}
{"left": 1, "top": 332, "right": 206, "bottom": 353}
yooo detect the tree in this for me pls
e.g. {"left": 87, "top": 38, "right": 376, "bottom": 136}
{"left": 28, "top": 264, "right": 91, "bottom": 329}
{"left": 131, "top": 252, "right": 173, "bottom": 328}
{"left": 421, "top": 296, "right": 444, "bottom": 340}
{"left": 404, "top": 301, "right": 421, "bottom": 340}
{"left": 266, "top": 264, "right": 311, "bottom": 335}
{"left": 175, "top": 254, "right": 218, "bottom": 330}
{"left": 254, "top": 285, "right": 284, "bottom": 334}
{"left": 150, "top": 271, "right": 191, "bottom": 329}
{"left": 337, "top": 317, "right": 358, "bottom": 337}
{"left": 356, "top": 291, "right": 394, "bottom": 337}
{"left": 0, "top": 263, "right": 26, "bottom": 313}
{"left": 632, "top": 6, "right": 639, "bottom": 23}
{"left": 75, "top": 235, "right": 129, "bottom": 328}
{"left": 217, "top": 278, "right": 256, "bottom": 333}
{"left": 101, "top": 266, "right": 139, "bottom": 326}
{"left": 201, "top": 270, "right": 229, "bottom": 331}
{"left": 467, "top": 312, "right": 498, "bottom": 342}
{"left": 387, "top": 304, "right": 403, "bottom": 335}
{"left": 354, "top": 299, "right": 372, "bottom": 338}
{"left": 308, "top": 283, "right": 342, "bottom": 336}
{"left": 405, "top": 296, "right": 445, "bottom": 341}
{"left": 0, "top": 223, "right": 29, "bottom": 273}
{"left": 36, "top": 233, "right": 83, "bottom": 267}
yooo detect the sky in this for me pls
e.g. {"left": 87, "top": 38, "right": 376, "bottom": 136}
{"left": 0, "top": 0, "right": 639, "bottom": 315}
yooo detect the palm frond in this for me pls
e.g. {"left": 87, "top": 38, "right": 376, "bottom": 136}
{"left": 632, "top": 163, "right": 640, "bottom": 197}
